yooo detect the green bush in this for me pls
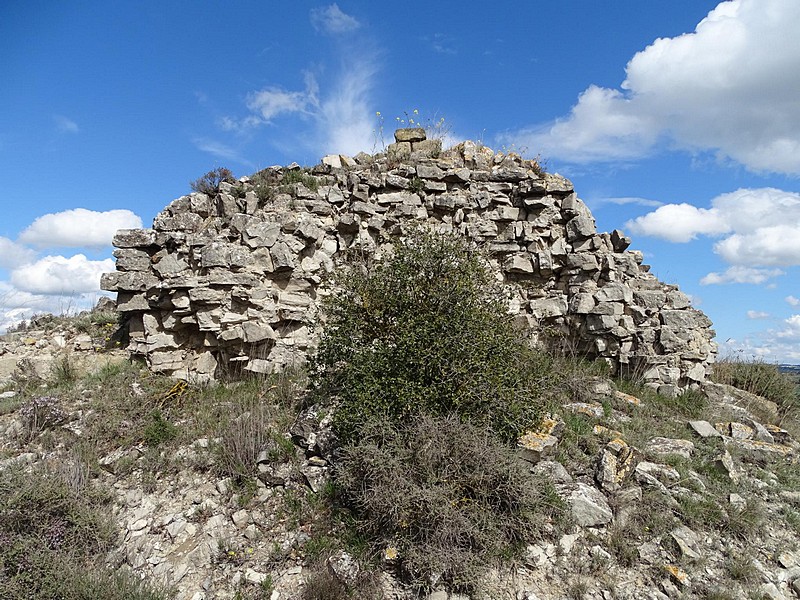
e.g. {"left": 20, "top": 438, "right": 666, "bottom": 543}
{"left": 143, "top": 410, "right": 178, "bottom": 446}
{"left": 311, "top": 229, "right": 551, "bottom": 443}
{"left": 334, "top": 415, "right": 558, "bottom": 592}
{"left": 281, "top": 169, "right": 319, "bottom": 191}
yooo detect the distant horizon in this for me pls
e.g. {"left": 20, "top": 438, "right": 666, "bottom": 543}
{"left": 1, "top": 0, "right": 798, "bottom": 362}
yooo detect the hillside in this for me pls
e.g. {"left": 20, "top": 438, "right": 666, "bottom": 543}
{"left": 1, "top": 133, "right": 799, "bottom": 600}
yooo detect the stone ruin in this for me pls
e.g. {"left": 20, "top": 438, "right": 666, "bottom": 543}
{"left": 101, "top": 128, "right": 716, "bottom": 394}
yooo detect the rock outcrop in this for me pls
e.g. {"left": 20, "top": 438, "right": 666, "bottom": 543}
{"left": 102, "top": 130, "right": 716, "bottom": 391}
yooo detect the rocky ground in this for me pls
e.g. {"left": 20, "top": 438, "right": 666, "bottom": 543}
{"left": 1, "top": 313, "right": 799, "bottom": 600}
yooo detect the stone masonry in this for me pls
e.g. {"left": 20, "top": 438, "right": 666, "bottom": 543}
{"left": 101, "top": 128, "right": 716, "bottom": 393}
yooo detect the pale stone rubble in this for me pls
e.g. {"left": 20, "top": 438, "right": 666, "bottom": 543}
{"left": 101, "top": 129, "right": 715, "bottom": 392}
{"left": 2, "top": 368, "right": 798, "bottom": 599}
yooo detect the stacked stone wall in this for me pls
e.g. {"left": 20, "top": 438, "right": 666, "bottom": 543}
{"left": 101, "top": 129, "right": 716, "bottom": 393}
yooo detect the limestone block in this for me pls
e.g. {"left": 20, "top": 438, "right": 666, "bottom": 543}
{"left": 566, "top": 215, "right": 596, "bottom": 241}
{"left": 377, "top": 191, "right": 415, "bottom": 206}
{"left": 416, "top": 164, "right": 444, "bottom": 179}
{"left": 241, "top": 322, "right": 276, "bottom": 343}
{"left": 113, "top": 229, "right": 156, "bottom": 248}
{"left": 590, "top": 302, "right": 623, "bottom": 316}
{"left": 149, "top": 350, "right": 186, "bottom": 372}
{"left": 387, "top": 142, "right": 411, "bottom": 162}
{"left": 494, "top": 206, "right": 520, "bottom": 221}
{"left": 244, "top": 220, "right": 281, "bottom": 248}
{"left": 100, "top": 271, "right": 158, "bottom": 292}
{"left": 196, "top": 307, "right": 222, "bottom": 332}
{"left": 116, "top": 293, "right": 150, "bottom": 312}
{"left": 153, "top": 254, "right": 189, "bottom": 276}
{"left": 565, "top": 253, "right": 599, "bottom": 271}
{"left": 147, "top": 331, "right": 181, "bottom": 351}
{"left": 188, "top": 287, "right": 225, "bottom": 304}
{"left": 667, "top": 290, "right": 692, "bottom": 309}
{"left": 646, "top": 437, "right": 694, "bottom": 459}
{"left": 504, "top": 254, "right": 534, "bottom": 274}
{"left": 113, "top": 248, "right": 151, "bottom": 271}
{"left": 610, "top": 229, "right": 631, "bottom": 252}
{"left": 410, "top": 138, "right": 442, "bottom": 159}
{"left": 634, "top": 290, "right": 666, "bottom": 310}
{"left": 443, "top": 167, "right": 471, "bottom": 183}
{"left": 566, "top": 483, "right": 613, "bottom": 527}
{"left": 586, "top": 314, "right": 617, "bottom": 333}
{"left": 394, "top": 128, "right": 426, "bottom": 142}
{"left": 661, "top": 309, "right": 712, "bottom": 329}
{"left": 322, "top": 154, "right": 342, "bottom": 169}
{"left": 543, "top": 173, "right": 574, "bottom": 194}
{"left": 595, "top": 282, "right": 633, "bottom": 303}
{"left": 530, "top": 297, "right": 568, "bottom": 319}
{"left": 569, "top": 293, "right": 595, "bottom": 314}
{"left": 295, "top": 219, "right": 324, "bottom": 242}
{"left": 270, "top": 242, "right": 295, "bottom": 272}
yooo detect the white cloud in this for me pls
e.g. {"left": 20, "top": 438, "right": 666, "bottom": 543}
{"left": 193, "top": 138, "right": 255, "bottom": 169}
{"left": 714, "top": 225, "right": 800, "bottom": 267}
{"left": 228, "top": 57, "right": 378, "bottom": 157}
{"left": 628, "top": 188, "right": 800, "bottom": 268}
{"left": 316, "top": 59, "right": 378, "bottom": 155}
{"left": 593, "top": 196, "right": 664, "bottom": 208}
{"left": 503, "top": 0, "right": 800, "bottom": 175}
{"left": 0, "top": 280, "right": 105, "bottom": 333}
{"left": 700, "top": 266, "right": 783, "bottom": 285}
{"left": 776, "top": 315, "right": 800, "bottom": 341}
{"left": 18, "top": 208, "right": 142, "bottom": 249}
{"left": 626, "top": 202, "right": 728, "bottom": 242}
{"left": 310, "top": 4, "right": 361, "bottom": 35}
{"left": 10, "top": 255, "right": 115, "bottom": 295}
{"left": 786, "top": 295, "right": 800, "bottom": 307}
{"left": 246, "top": 87, "right": 314, "bottom": 121}
{"left": 746, "top": 310, "right": 770, "bottom": 320}
{"left": 0, "top": 237, "right": 37, "bottom": 269}
{"left": 54, "top": 115, "right": 79, "bottom": 134}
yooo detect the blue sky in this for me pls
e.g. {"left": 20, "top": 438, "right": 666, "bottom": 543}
{"left": 1, "top": 0, "right": 799, "bottom": 362}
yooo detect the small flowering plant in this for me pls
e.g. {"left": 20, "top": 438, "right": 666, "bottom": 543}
{"left": 373, "top": 108, "right": 451, "bottom": 151}
{"left": 19, "top": 396, "right": 69, "bottom": 434}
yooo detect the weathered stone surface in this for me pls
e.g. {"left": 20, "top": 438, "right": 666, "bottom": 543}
{"left": 394, "top": 127, "right": 426, "bottom": 142}
{"left": 567, "top": 483, "right": 613, "bottom": 526}
{"left": 646, "top": 437, "right": 695, "bottom": 459}
{"left": 114, "top": 228, "right": 156, "bottom": 248}
{"left": 101, "top": 130, "right": 716, "bottom": 385}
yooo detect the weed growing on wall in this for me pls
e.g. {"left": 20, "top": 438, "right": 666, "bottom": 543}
{"left": 190, "top": 167, "right": 235, "bottom": 196}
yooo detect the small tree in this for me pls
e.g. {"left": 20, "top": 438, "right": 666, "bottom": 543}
{"left": 310, "top": 229, "right": 551, "bottom": 443}
{"left": 189, "top": 167, "right": 234, "bottom": 196}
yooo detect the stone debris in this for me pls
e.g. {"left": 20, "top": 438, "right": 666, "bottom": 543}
{"left": 595, "top": 437, "right": 639, "bottom": 492}
{"left": 565, "top": 482, "right": 614, "bottom": 527}
{"left": 646, "top": 437, "right": 695, "bottom": 459}
{"left": 688, "top": 419, "right": 722, "bottom": 438}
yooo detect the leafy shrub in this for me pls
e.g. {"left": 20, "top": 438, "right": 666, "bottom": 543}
{"left": 143, "top": 410, "right": 178, "bottom": 446}
{"left": 281, "top": 169, "right": 319, "bottom": 191}
{"left": 311, "top": 229, "right": 551, "bottom": 443}
{"left": 334, "top": 415, "right": 557, "bottom": 592}
{"left": 190, "top": 167, "right": 235, "bottom": 195}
